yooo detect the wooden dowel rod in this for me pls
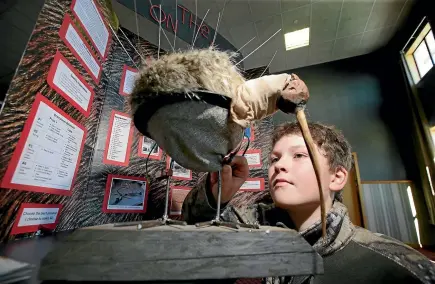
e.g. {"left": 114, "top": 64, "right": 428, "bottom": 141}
{"left": 296, "top": 110, "right": 326, "bottom": 238}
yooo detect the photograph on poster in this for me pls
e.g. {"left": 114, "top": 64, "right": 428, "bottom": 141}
{"left": 0, "top": 94, "right": 86, "bottom": 196}
{"left": 103, "top": 175, "right": 149, "bottom": 213}
{"left": 166, "top": 156, "right": 192, "bottom": 180}
{"left": 138, "top": 136, "right": 162, "bottom": 160}
{"left": 170, "top": 187, "right": 191, "bottom": 216}
{"left": 10, "top": 203, "right": 63, "bottom": 235}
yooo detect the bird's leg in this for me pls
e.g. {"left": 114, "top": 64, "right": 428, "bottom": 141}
{"left": 115, "top": 164, "right": 187, "bottom": 230}
{"left": 195, "top": 170, "right": 259, "bottom": 230}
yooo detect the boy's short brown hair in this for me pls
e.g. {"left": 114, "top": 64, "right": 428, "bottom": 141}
{"left": 272, "top": 122, "right": 353, "bottom": 172}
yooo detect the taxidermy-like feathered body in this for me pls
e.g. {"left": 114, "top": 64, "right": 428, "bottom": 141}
{"left": 129, "top": 48, "right": 309, "bottom": 172}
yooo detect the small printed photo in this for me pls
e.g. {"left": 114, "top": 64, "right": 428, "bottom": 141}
{"left": 103, "top": 175, "right": 149, "bottom": 213}
{"left": 167, "top": 157, "right": 192, "bottom": 180}
{"left": 138, "top": 136, "right": 162, "bottom": 160}
{"left": 170, "top": 187, "right": 191, "bottom": 216}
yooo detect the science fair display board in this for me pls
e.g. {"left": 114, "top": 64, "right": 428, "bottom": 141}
{"left": 0, "top": 0, "right": 273, "bottom": 242}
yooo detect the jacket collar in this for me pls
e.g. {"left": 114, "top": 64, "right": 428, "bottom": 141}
{"left": 261, "top": 201, "right": 355, "bottom": 256}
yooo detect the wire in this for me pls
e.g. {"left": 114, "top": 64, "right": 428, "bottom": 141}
{"left": 242, "top": 137, "right": 250, "bottom": 156}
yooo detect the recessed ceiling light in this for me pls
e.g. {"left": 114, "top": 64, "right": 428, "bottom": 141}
{"left": 284, "top": 28, "right": 310, "bottom": 51}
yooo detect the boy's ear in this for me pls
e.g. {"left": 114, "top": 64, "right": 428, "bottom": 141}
{"left": 329, "top": 166, "right": 348, "bottom": 192}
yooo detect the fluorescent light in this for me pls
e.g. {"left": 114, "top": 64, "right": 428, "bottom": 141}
{"left": 426, "top": 166, "right": 435, "bottom": 196}
{"left": 284, "top": 28, "right": 310, "bottom": 51}
{"left": 407, "top": 186, "right": 417, "bottom": 217}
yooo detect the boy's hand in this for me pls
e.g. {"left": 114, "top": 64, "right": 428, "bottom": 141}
{"left": 210, "top": 156, "right": 249, "bottom": 204}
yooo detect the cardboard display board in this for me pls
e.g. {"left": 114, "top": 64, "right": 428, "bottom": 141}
{"left": 0, "top": 0, "right": 273, "bottom": 241}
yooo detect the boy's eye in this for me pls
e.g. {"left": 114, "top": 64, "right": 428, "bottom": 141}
{"left": 270, "top": 157, "right": 279, "bottom": 163}
{"left": 294, "top": 153, "right": 307, "bottom": 159}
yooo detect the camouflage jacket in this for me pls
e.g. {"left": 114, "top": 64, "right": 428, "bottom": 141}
{"left": 182, "top": 175, "right": 435, "bottom": 284}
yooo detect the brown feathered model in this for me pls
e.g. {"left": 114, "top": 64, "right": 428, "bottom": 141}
{"left": 129, "top": 48, "right": 309, "bottom": 172}
{"left": 128, "top": 48, "right": 326, "bottom": 236}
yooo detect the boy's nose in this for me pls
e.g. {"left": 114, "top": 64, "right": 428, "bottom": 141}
{"left": 274, "top": 158, "right": 289, "bottom": 173}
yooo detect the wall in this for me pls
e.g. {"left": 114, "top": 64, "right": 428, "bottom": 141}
{"left": 273, "top": 53, "right": 417, "bottom": 182}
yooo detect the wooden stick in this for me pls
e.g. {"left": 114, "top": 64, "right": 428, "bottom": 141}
{"left": 296, "top": 110, "right": 326, "bottom": 238}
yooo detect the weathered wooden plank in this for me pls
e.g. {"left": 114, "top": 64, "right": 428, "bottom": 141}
{"left": 39, "top": 225, "right": 323, "bottom": 281}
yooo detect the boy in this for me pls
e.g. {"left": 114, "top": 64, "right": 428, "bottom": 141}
{"left": 182, "top": 122, "right": 435, "bottom": 284}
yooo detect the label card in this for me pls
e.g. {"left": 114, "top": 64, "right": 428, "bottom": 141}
{"left": 103, "top": 111, "right": 133, "bottom": 166}
{"left": 11, "top": 203, "right": 63, "bottom": 235}
{"left": 138, "top": 136, "right": 162, "bottom": 160}
{"left": 1, "top": 94, "right": 86, "bottom": 196}
{"left": 170, "top": 186, "right": 191, "bottom": 216}
{"left": 239, "top": 149, "right": 262, "bottom": 168}
{"left": 240, "top": 178, "right": 265, "bottom": 192}
{"left": 103, "top": 174, "right": 149, "bottom": 213}
{"left": 47, "top": 51, "right": 94, "bottom": 117}
{"left": 71, "top": 0, "right": 111, "bottom": 59}
{"left": 59, "top": 14, "right": 101, "bottom": 83}
{"left": 166, "top": 156, "right": 192, "bottom": 181}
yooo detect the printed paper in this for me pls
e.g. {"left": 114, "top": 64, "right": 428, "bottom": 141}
{"left": 9, "top": 96, "right": 85, "bottom": 193}
{"left": 47, "top": 51, "right": 93, "bottom": 116}
{"left": 104, "top": 111, "right": 133, "bottom": 166}
{"left": 71, "top": 0, "right": 110, "bottom": 57}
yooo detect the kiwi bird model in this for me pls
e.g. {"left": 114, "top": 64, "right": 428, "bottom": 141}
{"left": 129, "top": 48, "right": 326, "bottom": 236}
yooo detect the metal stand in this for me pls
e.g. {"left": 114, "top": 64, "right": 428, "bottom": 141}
{"left": 195, "top": 171, "right": 259, "bottom": 230}
{"left": 114, "top": 161, "right": 187, "bottom": 229}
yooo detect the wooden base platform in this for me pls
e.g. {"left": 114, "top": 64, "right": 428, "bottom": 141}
{"left": 39, "top": 224, "right": 323, "bottom": 282}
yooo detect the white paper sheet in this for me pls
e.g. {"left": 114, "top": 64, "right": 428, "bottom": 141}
{"left": 241, "top": 180, "right": 262, "bottom": 190}
{"left": 65, "top": 23, "right": 101, "bottom": 79}
{"left": 122, "top": 68, "right": 137, "bottom": 95}
{"left": 17, "top": 207, "right": 60, "bottom": 227}
{"left": 52, "top": 57, "right": 92, "bottom": 112}
{"left": 106, "top": 113, "right": 132, "bottom": 163}
{"left": 11, "top": 101, "right": 85, "bottom": 191}
{"left": 245, "top": 152, "right": 261, "bottom": 167}
{"left": 72, "top": 0, "right": 109, "bottom": 57}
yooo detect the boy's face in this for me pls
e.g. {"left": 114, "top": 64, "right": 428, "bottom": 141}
{"left": 268, "top": 134, "right": 347, "bottom": 210}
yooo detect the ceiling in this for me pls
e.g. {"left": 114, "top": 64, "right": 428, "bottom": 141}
{"left": 0, "top": 0, "right": 45, "bottom": 94}
{"left": 0, "top": 0, "right": 416, "bottom": 98}
{"left": 114, "top": 0, "right": 416, "bottom": 72}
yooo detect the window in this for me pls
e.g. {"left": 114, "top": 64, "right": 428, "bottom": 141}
{"left": 404, "top": 21, "right": 435, "bottom": 84}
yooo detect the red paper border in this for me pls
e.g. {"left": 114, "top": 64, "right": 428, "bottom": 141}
{"left": 169, "top": 186, "right": 191, "bottom": 216}
{"left": 103, "top": 110, "right": 134, "bottom": 166}
{"left": 166, "top": 156, "right": 192, "bottom": 181}
{"left": 59, "top": 14, "right": 102, "bottom": 83}
{"left": 0, "top": 93, "right": 87, "bottom": 196}
{"left": 119, "top": 65, "right": 138, "bottom": 96}
{"left": 138, "top": 136, "right": 162, "bottom": 160}
{"left": 70, "top": 0, "right": 112, "bottom": 60}
{"left": 240, "top": 178, "right": 265, "bottom": 192}
{"left": 11, "top": 203, "right": 63, "bottom": 235}
{"left": 102, "top": 174, "right": 149, "bottom": 213}
{"left": 47, "top": 50, "right": 94, "bottom": 117}
{"left": 239, "top": 149, "right": 262, "bottom": 168}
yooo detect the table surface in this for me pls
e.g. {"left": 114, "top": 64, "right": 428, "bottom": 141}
{"left": 0, "top": 231, "right": 73, "bottom": 284}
